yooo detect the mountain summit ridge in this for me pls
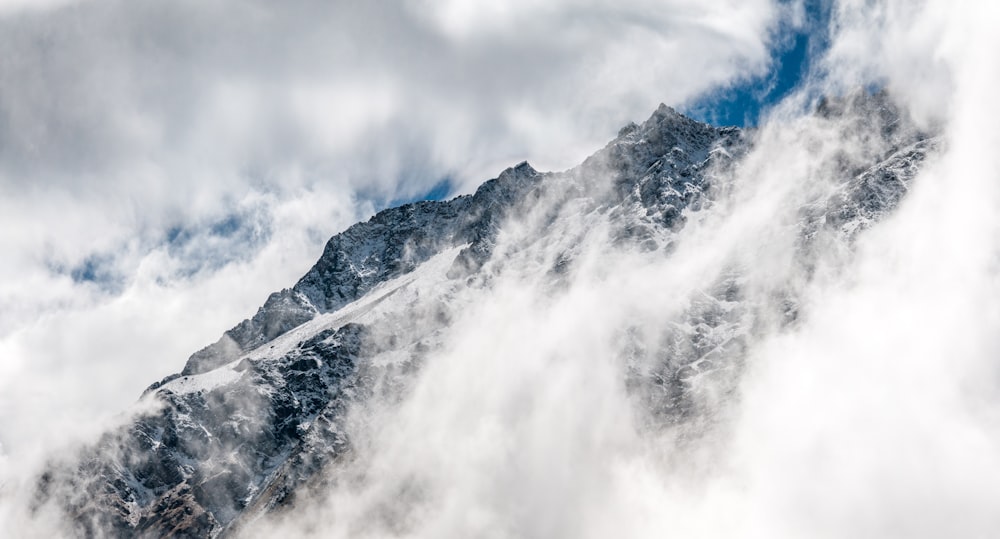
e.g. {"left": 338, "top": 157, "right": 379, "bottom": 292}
{"left": 36, "top": 98, "right": 934, "bottom": 538}
{"left": 178, "top": 102, "right": 714, "bottom": 378}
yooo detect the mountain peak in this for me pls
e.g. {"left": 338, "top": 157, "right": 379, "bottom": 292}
{"left": 655, "top": 102, "right": 678, "bottom": 115}
{"left": 500, "top": 160, "right": 537, "bottom": 178}
{"left": 34, "top": 100, "right": 936, "bottom": 538}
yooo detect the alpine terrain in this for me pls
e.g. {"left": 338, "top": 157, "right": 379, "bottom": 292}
{"left": 33, "top": 91, "right": 936, "bottom": 537}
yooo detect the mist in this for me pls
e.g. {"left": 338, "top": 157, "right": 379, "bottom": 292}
{"left": 4, "top": 0, "right": 1000, "bottom": 537}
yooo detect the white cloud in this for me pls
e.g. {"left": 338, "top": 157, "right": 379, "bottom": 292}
{"left": 0, "top": 0, "right": 81, "bottom": 15}
{"left": 730, "top": 2, "right": 1000, "bottom": 535}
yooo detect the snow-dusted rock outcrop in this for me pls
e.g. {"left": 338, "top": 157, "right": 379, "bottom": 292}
{"left": 35, "top": 94, "right": 936, "bottom": 537}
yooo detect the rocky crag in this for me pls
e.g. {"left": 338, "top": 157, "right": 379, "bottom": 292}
{"left": 36, "top": 92, "right": 935, "bottom": 537}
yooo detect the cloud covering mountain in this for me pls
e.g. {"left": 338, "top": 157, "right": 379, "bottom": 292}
{"left": 3, "top": 0, "right": 1000, "bottom": 537}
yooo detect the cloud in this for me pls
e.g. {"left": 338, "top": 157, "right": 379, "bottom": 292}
{"left": 0, "top": 0, "right": 80, "bottom": 16}
{"left": 727, "top": 2, "right": 1000, "bottom": 535}
{"left": 0, "top": 0, "right": 789, "bottom": 523}
{"left": 0, "top": 0, "right": 783, "bottom": 194}
{"left": 6, "top": 0, "right": 999, "bottom": 535}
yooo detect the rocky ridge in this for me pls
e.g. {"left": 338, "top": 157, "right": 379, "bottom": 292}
{"left": 35, "top": 94, "right": 936, "bottom": 537}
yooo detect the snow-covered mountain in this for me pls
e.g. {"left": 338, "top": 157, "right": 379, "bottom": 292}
{"left": 34, "top": 92, "right": 935, "bottom": 537}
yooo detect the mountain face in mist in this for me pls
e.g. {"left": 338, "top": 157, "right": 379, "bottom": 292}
{"left": 35, "top": 94, "right": 935, "bottom": 537}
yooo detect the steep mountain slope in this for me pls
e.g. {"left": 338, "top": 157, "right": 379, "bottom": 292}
{"left": 35, "top": 94, "right": 936, "bottom": 537}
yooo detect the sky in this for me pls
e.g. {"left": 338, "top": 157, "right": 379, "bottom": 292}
{"left": 5, "top": 0, "right": 1000, "bottom": 536}
{"left": 685, "top": 0, "right": 829, "bottom": 126}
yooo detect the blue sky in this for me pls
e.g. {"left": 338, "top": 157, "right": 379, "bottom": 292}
{"left": 686, "top": 0, "right": 831, "bottom": 127}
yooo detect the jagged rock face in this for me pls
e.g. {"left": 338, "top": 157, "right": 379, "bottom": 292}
{"left": 181, "top": 163, "right": 542, "bottom": 377}
{"left": 36, "top": 97, "right": 936, "bottom": 538}
{"left": 40, "top": 323, "right": 368, "bottom": 537}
